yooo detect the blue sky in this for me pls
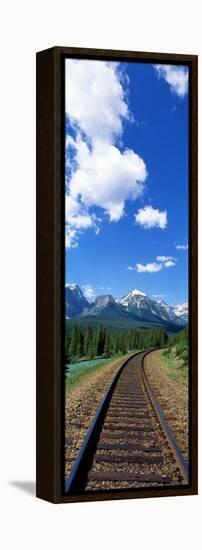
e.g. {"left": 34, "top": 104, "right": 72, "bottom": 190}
{"left": 65, "top": 60, "right": 189, "bottom": 306}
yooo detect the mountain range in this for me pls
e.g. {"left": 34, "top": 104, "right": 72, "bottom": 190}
{"left": 65, "top": 284, "right": 188, "bottom": 333}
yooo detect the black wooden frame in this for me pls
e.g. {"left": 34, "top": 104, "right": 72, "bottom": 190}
{"left": 36, "top": 46, "right": 198, "bottom": 504}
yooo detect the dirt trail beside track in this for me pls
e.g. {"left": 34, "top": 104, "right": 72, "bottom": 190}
{"left": 144, "top": 350, "right": 189, "bottom": 461}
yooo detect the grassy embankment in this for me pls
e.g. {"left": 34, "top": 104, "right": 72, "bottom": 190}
{"left": 160, "top": 328, "right": 188, "bottom": 383}
{"left": 65, "top": 351, "right": 137, "bottom": 392}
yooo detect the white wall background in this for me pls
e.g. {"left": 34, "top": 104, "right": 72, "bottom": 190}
{"left": 0, "top": 1, "right": 201, "bottom": 549}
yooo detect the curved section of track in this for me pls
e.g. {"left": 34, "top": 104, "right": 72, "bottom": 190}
{"left": 65, "top": 350, "right": 189, "bottom": 494}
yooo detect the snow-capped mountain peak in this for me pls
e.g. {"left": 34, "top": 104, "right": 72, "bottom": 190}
{"left": 131, "top": 288, "right": 146, "bottom": 297}
{"left": 65, "top": 284, "right": 89, "bottom": 318}
{"left": 66, "top": 283, "right": 79, "bottom": 291}
{"left": 174, "top": 303, "right": 188, "bottom": 314}
{"left": 117, "top": 287, "right": 188, "bottom": 326}
{"left": 172, "top": 303, "right": 188, "bottom": 322}
{"left": 65, "top": 283, "right": 85, "bottom": 300}
{"left": 65, "top": 284, "right": 188, "bottom": 326}
{"left": 118, "top": 288, "right": 147, "bottom": 307}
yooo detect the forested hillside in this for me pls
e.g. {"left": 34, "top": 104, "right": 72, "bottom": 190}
{"left": 65, "top": 324, "right": 168, "bottom": 363}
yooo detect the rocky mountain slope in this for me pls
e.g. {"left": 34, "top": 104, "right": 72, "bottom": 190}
{"left": 65, "top": 284, "right": 188, "bottom": 331}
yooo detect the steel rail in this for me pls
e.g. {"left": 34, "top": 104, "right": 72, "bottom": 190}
{"left": 141, "top": 351, "right": 189, "bottom": 484}
{"left": 65, "top": 348, "right": 189, "bottom": 493}
{"left": 65, "top": 350, "right": 146, "bottom": 494}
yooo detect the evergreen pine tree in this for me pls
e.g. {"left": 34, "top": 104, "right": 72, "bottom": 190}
{"left": 69, "top": 325, "right": 79, "bottom": 359}
{"left": 96, "top": 324, "right": 106, "bottom": 356}
{"left": 65, "top": 330, "right": 71, "bottom": 364}
{"left": 76, "top": 329, "right": 84, "bottom": 358}
{"left": 120, "top": 333, "right": 127, "bottom": 354}
{"left": 104, "top": 331, "right": 110, "bottom": 356}
{"left": 84, "top": 326, "right": 93, "bottom": 357}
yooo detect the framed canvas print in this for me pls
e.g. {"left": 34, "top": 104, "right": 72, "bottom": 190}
{"left": 36, "top": 46, "right": 198, "bottom": 503}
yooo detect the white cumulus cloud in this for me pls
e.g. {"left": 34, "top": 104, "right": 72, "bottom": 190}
{"left": 136, "top": 262, "right": 162, "bottom": 273}
{"left": 164, "top": 259, "right": 175, "bottom": 267}
{"left": 156, "top": 255, "right": 174, "bottom": 262}
{"left": 154, "top": 65, "right": 188, "bottom": 97}
{"left": 65, "top": 195, "right": 100, "bottom": 247}
{"left": 68, "top": 137, "right": 147, "bottom": 222}
{"left": 66, "top": 59, "right": 130, "bottom": 144}
{"left": 176, "top": 243, "right": 188, "bottom": 250}
{"left": 65, "top": 59, "right": 148, "bottom": 246}
{"left": 135, "top": 206, "right": 167, "bottom": 229}
{"left": 66, "top": 196, "right": 95, "bottom": 229}
{"left": 128, "top": 254, "right": 176, "bottom": 274}
{"left": 65, "top": 227, "right": 78, "bottom": 249}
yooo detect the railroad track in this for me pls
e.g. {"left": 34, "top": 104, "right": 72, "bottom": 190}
{"left": 65, "top": 350, "right": 189, "bottom": 494}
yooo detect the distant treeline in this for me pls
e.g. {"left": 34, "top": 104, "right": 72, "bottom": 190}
{"left": 65, "top": 324, "right": 169, "bottom": 363}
